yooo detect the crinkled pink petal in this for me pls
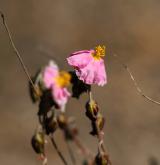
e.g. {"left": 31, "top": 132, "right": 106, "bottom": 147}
{"left": 76, "top": 59, "right": 107, "bottom": 86}
{"left": 67, "top": 50, "right": 93, "bottom": 68}
{"left": 52, "top": 86, "right": 71, "bottom": 109}
{"left": 43, "top": 62, "right": 59, "bottom": 88}
{"left": 71, "top": 50, "right": 91, "bottom": 56}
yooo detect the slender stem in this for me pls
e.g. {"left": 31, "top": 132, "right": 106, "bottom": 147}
{"left": 88, "top": 90, "right": 105, "bottom": 153}
{"left": 89, "top": 90, "right": 93, "bottom": 102}
{"left": 73, "top": 136, "right": 92, "bottom": 158}
{"left": 73, "top": 134, "right": 96, "bottom": 164}
{"left": 66, "top": 140, "right": 76, "bottom": 165}
{"left": 60, "top": 115, "right": 94, "bottom": 162}
{"left": 40, "top": 154, "right": 48, "bottom": 165}
{"left": 88, "top": 90, "right": 112, "bottom": 165}
{"left": 0, "top": 11, "right": 38, "bottom": 96}
{"left": 50, "top": 134, "right": 68, "bottom": 165}
{"left": 95, "top": 120, "right": 105, "bottom": 154}
{"left": 113, "top": 53, "right": 160, "bottom": 106}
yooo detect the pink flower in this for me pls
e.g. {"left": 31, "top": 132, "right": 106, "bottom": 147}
{"left": 67, "top": 45, "right": 107, "bottom": 86}
{"left": 43, "top": 61, "right": 71, "bottom": 111}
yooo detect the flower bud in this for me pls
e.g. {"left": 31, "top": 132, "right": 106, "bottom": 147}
{"left": 69, "top": 71, "right": 91, "bottom": 99}
{"left": 57, "top": 114, "right": 67, "bottom": 129}
{"left": 65, "top": 119, "right": 78, "bottom": 141}
{"left": 29, "top": 70, "right": 43, "bottom": 103}
{"left": 38, "top": 90, "right": 58, "bottom": 116}
{"left": 44, "top": 114, "right": 58, "bottom": 135}
{"left": 95, "top": 153, "right": 109, "bottom": 165}
{"left": 85, "top": 100, "right": 99, "bottom": 121}
{"left": 64, "top": 127, "right": 78, "bottom": 141}
{"left": 83, "top": 160, "right": 89, "bottom": 165}
{"left": 31, "top": 132, "right": 45, "bottom": 154}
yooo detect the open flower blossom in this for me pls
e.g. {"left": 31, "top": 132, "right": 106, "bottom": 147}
{"left": 43, "top": 61, "right": 71, "bottom": 111}
{"left": 67, "top": 45, "right": 107, "bottom": 86}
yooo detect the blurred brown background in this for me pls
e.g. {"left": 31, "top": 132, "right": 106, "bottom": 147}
{"left": 0, "top": 0, "right": 160, "bottom": 165}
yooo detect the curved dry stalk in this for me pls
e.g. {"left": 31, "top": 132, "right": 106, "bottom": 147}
{"left": 0, "top": 11, "right": 38, "bottom": 95}
{"left": 113, "top": 54, "right": 160, "bottom": 106}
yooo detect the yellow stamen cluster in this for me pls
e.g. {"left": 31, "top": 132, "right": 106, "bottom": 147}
{"left": 55, "top": 71, "right": 71, "bottom": 88}
{"left": 92, "top": 45, "right": 106, "bottom": 60}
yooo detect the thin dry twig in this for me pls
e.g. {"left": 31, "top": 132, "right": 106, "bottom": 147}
{"left": 0, "top": 11, "right": 38, "bottom": 95}
{"left": 73, "top": 134, "right": 96, "bottom": 164}
{"left": 113, "top": 54, "right": 160, "bottom": 106}
{"left": 0, "top": 11, "right": 69, "bottom": 165}
{"left": 61, "top": 117, "right": 94, "bottom": 159}
{"left": 73, "top": 135, "right": 93, "bottom": 158}
{"left": 50, "top": 134, "right": 68, "bottom": 165}
{"left": 66, "top": 140, "right": 76, "bottom": 165}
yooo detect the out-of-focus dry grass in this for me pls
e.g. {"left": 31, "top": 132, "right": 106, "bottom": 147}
{"left": 0, "top": 0, "right": 160, "bottom": 165}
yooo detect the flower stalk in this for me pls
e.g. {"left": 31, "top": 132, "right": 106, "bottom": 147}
{"left": 50, "top": 134, "right": 68, "bottom": 165}
{"left": 88, "top": 89, "right": 112, "bottom": 165}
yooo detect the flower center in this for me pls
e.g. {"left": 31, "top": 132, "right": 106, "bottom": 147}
{"left": 55, "top": 71, "right": 71, "bottom": 88}
{"left": 92, "top": 45, "right": 106, "bottom": 60}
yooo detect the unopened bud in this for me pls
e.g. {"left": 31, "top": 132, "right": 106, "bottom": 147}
{"left": 85, "top": 100, "right": 99, "bottom": 121}
{"left": 57, "top": 114, "right": 67, "bottom": 129}
{"left": 38, "top": 90, "right": 58, "bottom": 116}
{"left": 29, "top": 70, "right": 43, "bottom": 103}
{"left": 65, "top": 120, "right": 78, "bottom": 141}
{"left": 95, "top": 153, "right": 109, "bottom": 165}
{"left": 44, "top": 115, "right": 58, "bottom": 135}
{"left": 83, "top": 160, "right": 89, "bottom": 165}
{"left": 31, "top": 132, "right": 45, "bottom": 154}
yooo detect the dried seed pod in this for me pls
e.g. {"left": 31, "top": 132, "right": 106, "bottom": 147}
{"left": 86, "top": 100, "right": 99, "bottom": 121}
{"left": 95, "top": 153, "right": 109, "bottom": 165}
{"left": 38, "top": 90, "right": 59, "bottom": 116}
{"left": 83, "top": 160, "right": 89, "bottom": 165}
{"left": 31, "top": 132, "right": 45, "bottom": 154}
{"left": 64, "top": 118, "right": 78, "bottom": 141}
{"left": 69, "top": 71, "right": 91, "bottom": 99}
{"left": 83, "top": 159, "right": 96, "bottom": 165}
{"left": 57, "top": 114, "right": 67, "bottom": 129}
{"left": 44, "top": 111, "right": 58, "bottom": 135}
{"left": 90, "top": 114, "right": 105, "bottom": 136}
{"left": 29, "top": 70, "right": 43, "bottom": 103}
{"left": 68, "top": 118, "right": 78, "bottom": 138}
{"left": 64, "top": 128, "right": 74, "bottom": 140}
{"left": 65, "top": 126, "right": 78, "bottom": 141}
